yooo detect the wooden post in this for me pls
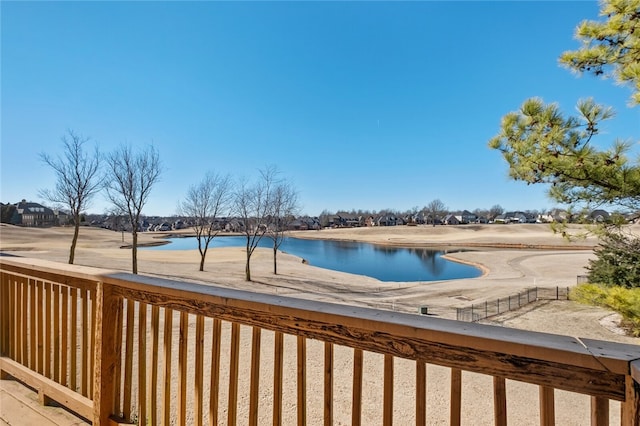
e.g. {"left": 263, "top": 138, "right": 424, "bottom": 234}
{"left": 93, "top": 281, "right": 123, "bottom": 425}
{"left": 621, "top": 369, "right": 640, "bottom": 426}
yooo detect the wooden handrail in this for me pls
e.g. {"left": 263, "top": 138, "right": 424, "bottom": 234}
{"left": 1, "top": 256, "right": 639, "bottom": 425}
{"left": 96, "top": 270, "right": 636, "bottom": 399}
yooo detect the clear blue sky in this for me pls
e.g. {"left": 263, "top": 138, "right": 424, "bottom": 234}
{"left": 2, "top": 1, "right": 638, "bottom": 217}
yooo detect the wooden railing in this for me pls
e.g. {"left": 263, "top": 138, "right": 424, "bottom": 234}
{"left": 1, "top": 256, "right": 639, "bottom": 425}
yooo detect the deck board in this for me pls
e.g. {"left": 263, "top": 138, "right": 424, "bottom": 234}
{"left": 0, "top": 379, "right": 89, "bottom": 426}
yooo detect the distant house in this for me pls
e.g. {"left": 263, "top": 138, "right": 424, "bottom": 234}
{"left": 11, "top": 200, "right": 57, "bottom": 227}
{"left": 455, "top": 210, "right": 477, "bottom": 224}
{"left": 289, "top": 216, "right": 321, "bottom": 231}
{"left": 172, "top": 220, "right": 187, "bottom": 230}
{"left": 332, "top": 214, "right": 362, "bottom": 228}
{"left": 377, "top": 215, "right": 401, "bottom": 226}
{"left": 495, "top": 211, "right": 535, "bottom": 224}
{"left": 443, "top": 214, "right": 460, "bottom": 225}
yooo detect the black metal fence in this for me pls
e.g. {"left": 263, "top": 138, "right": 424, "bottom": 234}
{"left": 455, "top": 287, "right": 570, "bottom": 322}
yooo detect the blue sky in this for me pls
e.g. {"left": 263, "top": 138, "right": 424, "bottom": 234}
{"left": 2, "top": 1, "right": 639, "bottom": 217}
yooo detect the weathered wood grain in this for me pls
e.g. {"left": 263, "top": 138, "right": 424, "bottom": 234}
{"left": 93, "top": 281, "right": 123, "bottom": 425}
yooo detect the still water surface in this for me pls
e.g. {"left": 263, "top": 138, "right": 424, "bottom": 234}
{"left": 145, "top": 236, "right": 481, "bottom": 282}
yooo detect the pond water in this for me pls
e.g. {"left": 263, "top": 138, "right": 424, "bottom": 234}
{"left": 144, "top": 236, "right": 481, "bottom": 282}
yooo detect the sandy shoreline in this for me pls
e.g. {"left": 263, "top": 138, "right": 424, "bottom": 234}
{"left": 1, "top": 223, "right": 638, "bottom": 425}
{"left": 0, "top": 222, "right": 636, "bottom": 332}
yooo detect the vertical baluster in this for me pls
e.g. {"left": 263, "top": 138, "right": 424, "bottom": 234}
{"left": 162, "top": 308, "right": 173, "bottom": 426}
{"left": 44, "top": 281, "right": 51, "bottom": 377}
{"left": 539, "top": 386, "right": 555, "bottom": 426}
{"left": 228, "top": 322, "right": 240, "bottom": 426}
{"left": 249, "top": 327, "right": 261, "bottom": 426}
{"left": 60, "top": 285, "right": 68, "bottom": 387}
{"left": 493, "top": 376, "right": 507, "bottom": 426}
{"left": 297, "top": 336, "right": 307, "bottom": 426}
{"left": 324, "top": 342, "right": 333, "bottom": 426}
{"left": 90, "top": 288, "right": 96, "bottom": 398}
{"left": 590, "top": 396, "right": 609, "bottom": 426}
{"left": 273, "top": 331, "right": 284, "bottom": 426}
{"left": 9, "top": 276, "right": 16, "bottom": 360}
{"left": 123, "top": 299, "right": 135, "bottom": 420}
{"left": 21, "top": 277, "right": 28, "bottom": 365}
{"left": 29, "top": 279, "right": 36, "bottom": 370}
{"left": 352, "top": 349, "right": 363, "bottom": 426}
{"left": 69, "top": 287, "right": 77, "bottom": 390}
{"left": 53, "top": 284, "right": 60, "bottom": 382}
{"left": 194, "top": 315, "right": 205, "bottom": 426}
{"left": 149, "top": 305, "right": 160, "bottom": 426}
{"left": 416, "top": 361, "right": 426, "bottom": 426}
{"left": 178, "top": 312, "right": 189, "bottom": 426}
{"left": 81, "top": 288, "right": 89, "bottom": 396}
{"left": 113, "top": 296, "right": 124, "bottom": 418}
{"left": 35, "top": 281, "right": 44, "bottom": 374}
{"left": 1, "top": 274, "right": 8, "bottom": 358}
{"left": 450, "top": 368, "right": 462, "bottom": 426}
{"left": 138, "top": 302, "right": 147, "bottom": 426}
{"left": 209, "top": 318, "right": 222, "bottom": 426}
{"left": 0, "top": 273, "right": 7, "bottom": 358}
{"left": 383, "top": 355, "right": 394, "bottom": 426}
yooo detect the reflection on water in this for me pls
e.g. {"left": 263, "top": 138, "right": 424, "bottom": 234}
{"left": 143, "top": 236, "right": 481, "bottom": 282}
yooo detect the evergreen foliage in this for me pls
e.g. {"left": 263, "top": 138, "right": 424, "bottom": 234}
{"left": 559, "top": 0, "right": 640, "bottom": 106}
{"left": 587, "top": 231, "right": 640, "bottom": 287}
{"left": 491, "top": 0, "right": 640, "bottom": 311}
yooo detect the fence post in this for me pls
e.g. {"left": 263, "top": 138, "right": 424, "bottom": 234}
{"left": 620, "top": 371, "right": 640, "bottom": 426}
{"left": 485, "top": 301, "right": 488, "bottom": 319}
{"left": 93, "top": 281, "right": 123, "bottom": 425}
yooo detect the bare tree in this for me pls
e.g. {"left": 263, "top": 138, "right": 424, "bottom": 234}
{"left": 104, "top": 144, "right": 161, "bottom": 274}
{"left": 180, "top": 172, "right": 232, "bottom": 271}
{"left": 233, "top": 166, "right": 277, "bottom": 281}
{"left": 424, "top": 199, "right": 447, "bottom": 227}
{"left": 489, "top": 204, "right": 504, "bottom": 222}
{"left": 39, "top": 130, "right": 102, "bottom": 264}
{"left": 266, "top": 180, "right": 299, "bottom": 274}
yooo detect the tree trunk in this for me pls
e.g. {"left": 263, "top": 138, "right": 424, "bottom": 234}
{"left": 198, "top": 238, "right": 206, "bottom": 272}
{"left": 245, "top": 257, "right": 251, "bottom": 281}
{"left": 132, "top": 230, "right": 138, "bottom": 274}
{"left": 69, "top": 216, "right": 80, "bottom": 264}
{"left": 245, "top": 239, "right": 252, "bottom": 281}
{"left": 273, "top": 246, "right": 278, "bottom": 275}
